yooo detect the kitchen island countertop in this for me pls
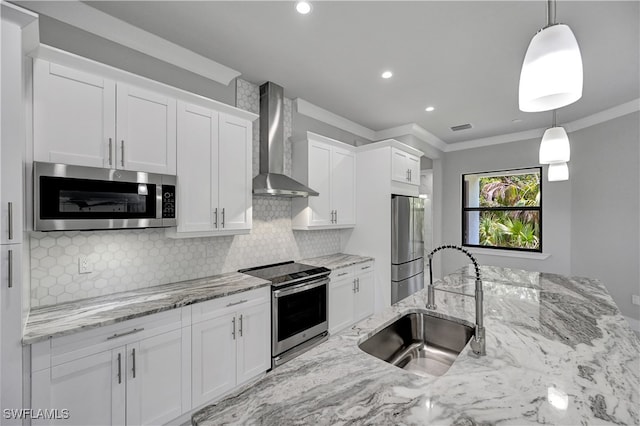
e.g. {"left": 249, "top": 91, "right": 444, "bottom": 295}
{"left": 192, "top": 265, "right": 640, "bottom": 425}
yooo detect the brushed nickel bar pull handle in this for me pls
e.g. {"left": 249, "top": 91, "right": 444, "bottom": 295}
{"left": 132, "top": 348, "right": 136, "bottom": 378}
{"left": 239, "top": 314, "right": 243, "bottom": 337}
{"left": 335, "top": 210, "right": 338, "bottom": 224}
{"left": 232, "top": 317, "right": 236, "bottom": 340}
{"left": 221, "top": 208, "right": 225, "bottom": 228}
{"left": 106, "top": 328, "right": 145, "bottom": 340}
{"left": 108, "top": 138, "right": 113, "bottom": 166}
{"left": 117, "top": 353, "right": 122, "bottom": 384}
{"left": 121, "top": 140, "right": 125, "bottom": 167}
{"left": 7, "top": 202, "right": 13, "bottom": 240}
{"left": 360, "top": 265, "right": 371, "bottom": 270}
{"left": 357, "top": 277, "right": 360, "bottom": 292}
{"left": 7, "top": 249, "right": 13, "bottom": 288}
{"left": 226, "top": 299, "right": 247, "bottom": 307}
{"left": 336, "top": 272, "right": 348, "bottom": 277}
{"left": 213, "top": 208, "right": 218, "bottom": 228}
{"left": 353, "top": 279, "right": 356, "bottom": 293}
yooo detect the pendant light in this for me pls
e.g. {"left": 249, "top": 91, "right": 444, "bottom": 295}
{"left": 519, "top": 0, "right": 583, "bottom": 112}
{"left": 548, "top": 162, "right": 569, "bottom": 181}
{"left": 539, "top": 110, "right": 570, "bottom": 164}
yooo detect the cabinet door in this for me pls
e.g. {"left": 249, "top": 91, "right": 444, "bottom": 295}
{"left": 0, "top": 247, "right": 22, "bottom": 419}
{"left": 307, "top": 141, "right": 332, "bottom": 226}
{"left": 1, "top": 23, "right": 23, "bottom": 244}
{"left": 407, "top": 153, "right": 421, "bottom": 186}
{"left": 236, "top": 302, "right": 271, "bottom": 385}
{"left": 354, "top": 271, "right": 375, "bottom": 322}
{"left": 218, "top": 114, "right": 252, "bottom": 231}
{"left": 191, "top": 312, "right": 237, "bottom": 407}
{"left": 32, "top": 348, "right": 126, "bottom": 426}
{"left": 33, "top": 60, "right": 116, "bottom": 168}
{"left": 176, "top": 102, "right": 218, "bottom": 233}
{"left": 391, "top": 148, "right": 410, "bottom": 183}
{"left": 328, "top": 277, "right": 355, "bottom": 335}
{"left": 116, "top": 84, "right": 177, "bottom": 174}
{"left": 331, "top": 147, "right": 356, "bottom": 225}
{"left": 126, "top": 329, "right": 184, "bottom": 426}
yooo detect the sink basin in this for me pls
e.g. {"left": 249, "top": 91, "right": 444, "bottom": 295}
{"left": 358, "top": 312, "right": 474, "bottom": 377}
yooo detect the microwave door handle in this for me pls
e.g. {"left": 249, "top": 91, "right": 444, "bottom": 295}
{"left": 156, "top": 185, "right": 163, "bottom": 219}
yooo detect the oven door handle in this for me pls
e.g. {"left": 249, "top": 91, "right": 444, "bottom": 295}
{"left": 273, "top": 278, "right": 329, "bottom": 298}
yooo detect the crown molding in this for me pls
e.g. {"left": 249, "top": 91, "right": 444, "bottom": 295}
{"left": 445, "top": 98, "right": 640, "bottom": 152}
{"left": 292, "top": 96, "right": 639, "bottom": 157}
{"left": 19, "top": 0, "right": 240, "bottom": 86}
{"left": 293, "top": 98, "right": 376, "bottom": 140}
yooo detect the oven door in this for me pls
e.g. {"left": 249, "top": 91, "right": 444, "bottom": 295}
{"left": 272, "top": 277, "right": 329, "bottom": 357}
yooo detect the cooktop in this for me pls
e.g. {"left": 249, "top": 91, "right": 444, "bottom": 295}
{"left": 239, "top": 261, "right": 330, "bottom": 287}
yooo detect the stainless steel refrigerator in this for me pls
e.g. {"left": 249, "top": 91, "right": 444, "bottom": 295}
{"left": 391, "top": 195, "right": 425, "bottom": 304}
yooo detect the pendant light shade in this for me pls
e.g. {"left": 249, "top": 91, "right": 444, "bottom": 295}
{"left": 539, "top": 126, "right": 570, "bottom": 164}
{"left": 548, "top": 162, "right": 569, "bottom": 181}
{"left": 519, "top": 24, "right": 583, "bottom": 112}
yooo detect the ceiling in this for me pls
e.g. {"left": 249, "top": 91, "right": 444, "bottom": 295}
{"left": 84, "top": 1, "right": 639, "bottom": 144}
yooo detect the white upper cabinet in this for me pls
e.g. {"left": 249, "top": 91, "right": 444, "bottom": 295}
{"left": 292, "top": 132, "right": 356, "bottom": 230}
{"left": 34, "top": 59, "right": 177, "bottom": 174}
{"left": 173, "top": 102, "right": 253, "bottom": 237}
{"left": 116, "top": 84, "right": 177, "bottom": 175}
{"left": 217, "top": 113, "right": 252, "bottom": 231}
{"left": 391, "top": 147, "right": 420, "bottom": 186}
{"left": 33, "top": 60, "right": 116, "bottom": 168}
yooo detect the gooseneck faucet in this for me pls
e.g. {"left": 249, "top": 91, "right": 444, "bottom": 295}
{"left": 426, "top": 245, "right": 486, "bottom": 356}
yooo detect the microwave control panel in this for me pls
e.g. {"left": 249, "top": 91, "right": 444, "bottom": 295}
{"left": 162, "top": 186, "right": 176, "bottom": 218}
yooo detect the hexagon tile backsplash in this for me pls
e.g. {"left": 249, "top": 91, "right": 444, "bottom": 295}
{"left": 30, "top": 197, "right": 343, "bottom": 307}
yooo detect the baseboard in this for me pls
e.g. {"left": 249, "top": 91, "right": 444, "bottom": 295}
{"left": 624, "top": 315, "right": 640, "bottom": 333}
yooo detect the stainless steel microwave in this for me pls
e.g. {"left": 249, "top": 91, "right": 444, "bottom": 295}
{"left": 34, "top": 162, "right": 176, "bottom": 231}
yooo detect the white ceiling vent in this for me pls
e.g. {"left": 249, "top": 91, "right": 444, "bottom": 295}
{"left": 450, "top": 123, "right": 473, "bottom": 132}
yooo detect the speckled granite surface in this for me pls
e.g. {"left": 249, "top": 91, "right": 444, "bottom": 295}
{"left": 299, "top": 253, "right": 374, "bottom": 270}
{"left": 23, "top": 272, "right": 270, "bottom": 344}
{"left": 192, "top": 266, "right": 640, "bottom": 425}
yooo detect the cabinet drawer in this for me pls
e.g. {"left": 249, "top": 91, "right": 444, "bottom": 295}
{"left": 329, "top": 267, "right": 355, "bottom": 283}
{"left": 355, "top": 261, "right": 374, "bottom": 274}
{"left": 49, "top": 309, "right": 183, "bottom": 367}
{"left": 191, "top": 287, "right": 270, "bottom": 324}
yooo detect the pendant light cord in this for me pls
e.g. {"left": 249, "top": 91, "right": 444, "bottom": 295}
{"left": 552, "top": 110, "right": 557, "bottom": 127}
{"left": 546, "top": 0, "right": 556, "bottom": 27}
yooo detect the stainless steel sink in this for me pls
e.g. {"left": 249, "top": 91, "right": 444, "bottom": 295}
{"left": 358, "top": 312, "right": 474, "bottom": 377}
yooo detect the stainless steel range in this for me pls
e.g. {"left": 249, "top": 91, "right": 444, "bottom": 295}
{"left": 239, "top": 261, "right": 330, "bottom": 368}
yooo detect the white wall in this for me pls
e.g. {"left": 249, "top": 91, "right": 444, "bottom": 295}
{"left": 439, "top": 112, "right": 640, "bottom": 323}
{"left": 570, "top": 112, "right": 640, "bottom": 321}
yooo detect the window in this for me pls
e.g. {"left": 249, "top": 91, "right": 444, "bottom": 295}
{"left": 462, "top": 167, "right": 542, "bottom": 252}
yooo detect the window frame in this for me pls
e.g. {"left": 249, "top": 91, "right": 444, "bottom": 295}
{"left": 461, "top": 167, "right": 543, "bottom": 253}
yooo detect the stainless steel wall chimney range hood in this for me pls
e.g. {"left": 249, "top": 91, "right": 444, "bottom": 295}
{"left": 253, "top": 82, "right": 319, "bottom": 197}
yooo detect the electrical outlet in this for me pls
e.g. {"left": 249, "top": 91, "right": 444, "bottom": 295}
{"left": 632, "top": 295, "right": 640, "bottom": 306}
{"left": 78, "top": 255, "right": 92, "bottom": 274}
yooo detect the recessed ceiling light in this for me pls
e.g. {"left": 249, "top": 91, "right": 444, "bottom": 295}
{"left": 381, "top": 71, "right": 393, "bottom": 79}
{"left": 425, "top": 106, "right": 435, "bottom": 112}
{"left": 296, "top": 1, "right": 312, "bottom": 14}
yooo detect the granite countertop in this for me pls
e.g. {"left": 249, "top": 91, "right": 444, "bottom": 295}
{"left": 299, "top": 253, "right": 374, "bottom": 270}
{"left": 23, "top": 272, "right": 270, "bottom": 344}
{"left": 193, "top": 265, "right": 640, "bottom": 425}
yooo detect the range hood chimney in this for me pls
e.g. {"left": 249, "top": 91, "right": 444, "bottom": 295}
{"left": 253, "top": 82, "right": 319, "bottom": 197}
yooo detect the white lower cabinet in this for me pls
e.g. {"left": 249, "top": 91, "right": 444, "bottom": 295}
{"left": 191, "top": 288, "right": 270, "bottom": 408}
{"left": 30, "top": 289, "right": 271, "bottom": 425}
{"left": 328, "top": 261, "right": 375, "bottom": 334}
{"left": 31, "top": 310, "right": 188, "bottom": 426}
